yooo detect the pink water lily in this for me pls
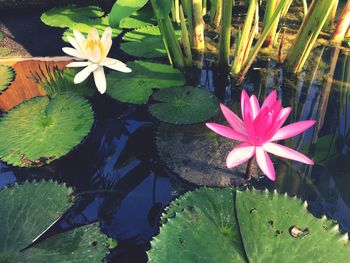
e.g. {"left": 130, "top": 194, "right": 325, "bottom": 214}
{"left": 206, "top": 89, "right": 316, "bottom": 181}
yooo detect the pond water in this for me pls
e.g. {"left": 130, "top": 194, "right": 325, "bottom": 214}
{"left": 1, "top": 9, "right": 350, "bottom": 263}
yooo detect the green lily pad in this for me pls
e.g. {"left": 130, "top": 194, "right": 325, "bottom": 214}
{"left": 149, "top": 86, "right": 219, "bottom": 124}
{"left": 0, "top": 181, "right": 108, "bottom": 262}
{"left": 0, "top": 94, "right": 94, "bottom": 167}
{"left": 149, "top": 188, "right": 246, "bottom": 263}
{"left": 108, "top": 0, "right": 149, "bottom": 27}
{"left": 40, "top": 5, "right": 104, "bottom": 28}
{"left": 0, "top": 65, "right": 15, "bottom": 92}
{"left": 120, "top": 25, "right": 180, "bottom": 58}
{"left": 106, "top": 60, "right": 185, "bottom": 104}
{"left": 149, "top": 188, "right": 350, "bottom": 262}
{"left": 119, "top": 7, "right": 156, "bottom": 29}
{"left": 0, "top": 31, "right": 4, "bottom": 41}
{"left": 62, "top": 17, "right": 122, "bottom": 43}
{"left": 236, "top": 189, "right": 350, "bottom": 262}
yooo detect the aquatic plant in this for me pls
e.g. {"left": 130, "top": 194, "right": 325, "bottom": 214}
{"left": 285, "top": 0, "right": 337, "bottom": 73}
{"left": 106, "top": 60, "right": 185, "bottom": 104}
{"left": 62, "top": 27, "right": 131, "bottom": 94}
{"left": 0, "top": 94, "right": 94, "bottom": 167}
{"left": 0, "top": 181, "right": 108, "bottom": 262}
{"left": 149, "top": 86, "right": 219, "bottom": 124}
{"left": 149, "top": 187, "right": 350, "bottom": 262}
{"left": 109, "top": 0, "right": 149, "bottom": 27}
{"left": 332, "top": 0, "right": 350, "bottom": 44}
{"left": 206, "top": 90, "right": 316, "bottom": 181}
{"left": 0, "top": 65, "right": 15, "bottom": 92}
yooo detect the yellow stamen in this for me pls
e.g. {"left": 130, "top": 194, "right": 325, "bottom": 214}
{"left": 85, "top": 39, "right": 105, "bottom": 55}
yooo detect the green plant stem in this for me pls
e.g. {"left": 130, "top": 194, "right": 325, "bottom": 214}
{"left": 302, "top": 0, "right": 308, "bottom": 17}
{"left": 285, "top": 0, "right": 336, "bottom": 73}
{"left": 192, "top": 0, "right": 205, "bottom": 50}
{"left": 218, "top": 0, "right": 233, "bottom": 69}
{"left": 263, "top": 0, "right": 281, "bottom": 47}
{"left": 332, "top": 0, "right": 350, "bottom": 43}
{"left": 158, "top": 16, "right": 186, "bottom": 69}
{"left": 234, "top": 0, "right": 292, "bottom": 83}
{"left": 202, "top": 0, "right": 207, "bottom": 15}
{"left": 231, "top": 0, "right": 256, "bottom": 74}
{"left": 180, "top": 4, "right": 193, "bottom": 66}
{"left": 210, "top": 0, "right": 222, "bottom": 28}
{"left": 172, "top": 0, "right": 181, "bottom": 23}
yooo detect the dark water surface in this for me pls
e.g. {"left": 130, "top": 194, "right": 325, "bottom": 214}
{"left": 1, "top": 10, "right": 350, "bottom": 263}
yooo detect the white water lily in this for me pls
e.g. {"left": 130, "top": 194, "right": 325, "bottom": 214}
{"left": 62, "top": 27, "right": 131, "bottom": 94}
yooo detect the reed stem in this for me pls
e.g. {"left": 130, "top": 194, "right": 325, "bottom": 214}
{"left": 192, "top": 0, "right": 205, "bottom": 50}
{"left": 180, "top": 5, "right": 193, "bottom": 67}
{"left": 332, "top": 0, "right": 350, "bottom": 44}
{"left": 210, "top": 0, "right": 222, "bottom": 28}
{"left": 218, "top": 0, "right": 233, "bottom": 69}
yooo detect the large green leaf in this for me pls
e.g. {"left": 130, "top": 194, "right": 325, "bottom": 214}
{"left": 149, "top": 188, "right": 350, "bottom": 262}
{"left": 236, "top": 189, "right": 350, "bottom": 262}
{"left": 41, "top": 5, "right": 104, "bottom": 28}
{"left": 0, "top": 94, "right": 94, "bottom": 167}
{"left": 62, "top": 17, "right": 122, "bottom": 43}
{"left": 149, "top": 86, "right": 219, "bottom": 124}
{"left": 148, "top": 188, "right": 246, "bottom": 263}
{"left": 0, "top": 181, "right": 107, "bottom": 262}
{"left": 109, "top": 0, "right": 149, "bottom": 27}
{"left": 120, "top": 25, "right": 180, "bottom": 58}
{"left": 150, "top": 0, "right": 172, "bottom": 19}
{"left": 106, "top": 60, "right": 185, "bottom": 104}
{"left": 119, "top": 6, "right": 156, "bottom": 29}
{"left": 0, "top": 65, "right": 15, "bottom": 92}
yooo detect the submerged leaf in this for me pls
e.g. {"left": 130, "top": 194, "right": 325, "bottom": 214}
{"left": 0, "top": 181, "right": 107, "bottom": 262}
{"left": 106, "top": 60, "right": 185, "bottom": 104}
{"left": 149, "top": 86, "right": 219, "bottom": 124}
{"left": 0, "top": 65, "right": 15, "bottom": 92}
{"left": 0, "top": 94, "right": 94, "bottom": 167}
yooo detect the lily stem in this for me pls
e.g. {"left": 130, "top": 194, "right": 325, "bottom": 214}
{"left": 245, "top": 156, "right": 255, "bottom": 180}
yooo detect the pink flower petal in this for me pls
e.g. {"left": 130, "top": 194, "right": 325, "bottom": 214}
{"left": 226, "top": 143, "right": 255, "bottom": 168}
{"left": 241, "top": 89, "right": 250, "bottom": 120}
{"left": 256, "top": 147, "right": 276, "bottom": 181}
{"left": 271, "top": 120, "right": 316, "bottom": 141}
{"left": 263, "top": 142, "right": 314, "bottom": 165}
{"left": 249, "top": 95, "right": 260, "bottom": 119}
{"left": 219, "top": 104, "right": 247, "bottom": 135}
{"left": 244, "top": 111, "right": 256, "bottom": 145}
{"left": 263, "top": 107, "right": 292, "bottom": 142}
{"left": 261, "top": 90, "right": 277, "bottom": 110}
{"left": 206, "top": 123, "right": 247, "bottom": 142}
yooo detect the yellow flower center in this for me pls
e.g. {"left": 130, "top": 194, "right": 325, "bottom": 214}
{"left": 85, "top": 39, "right": 105, "bottom": 57}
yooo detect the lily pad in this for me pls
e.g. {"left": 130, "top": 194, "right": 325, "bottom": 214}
{"left": 119, "top": 7, "right": 156, "bottom": 29}
{"left": 0, "top": 181, "right": 108, "bottom": 262}
{"left": 156, "top": 122, "right": 251, "bottom": 187}
{"left": 120, "top": 25, "right": 180, "bottom": 58}
{"left": 108, "top": 0, "right": 149, "bottom": 27}
{"left": 40, "top": 5, "right": 104, "bottom": 28}
{"left": 62, "top": 17, "right": 122, "bottom": 43}
{"left": 148, "top": 188, "right": 350, "bottom": 262}
{"left": 149, "top": 86, "right": 219, "bottom": 124}
{"left": 149, "top": 188, "right": 246, "bottom": 263}
{"left": 106, "top": 60, "right": 185, "bottom": 104}
{"left": 0, "top": 94, "right": 94, "bottom": 167}
{"left": 0, "top": 65, "right": 15, "bottom": 92}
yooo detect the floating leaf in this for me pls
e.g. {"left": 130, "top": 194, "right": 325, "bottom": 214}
{"left": 109, "top": 0, "right": 149, "bottom": 27}
{"left": 236, "top": 189, "right": 350, "bottom": 262}
{"left": 119, "top": 7, "right": 156, "bottom": 29}
{"left": 148, "top": 188, "right": 246, "bottom": 263}
{"left": 0, "top": 65, "right": 15, "bottom": 92}
{"left": 0, "top": 94, "right": 94, "bottom": 167}
{"left": 0, "top": 31, "right": 4, "bottom": 40}
{"left": 0, "top": 181, "right": 108, "bottom": 262}
{"left": 40, "top": 5, "right": 104, "bottom": 28}
{"left": 106, "top": 60, "right": 185, "bottom": 104}
{"left": 62, "top": 18, "right": 122, "bottom": 43}
{"left": 149, "top": 187, "right": 350, "bottom": 262}
{"left": 120, "top": 25, "right": 180, "bottom": 58}
{"left": 149, "top": 86, "right": 219, "bottom": 124}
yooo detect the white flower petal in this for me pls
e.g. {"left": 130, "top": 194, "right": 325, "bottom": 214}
{"left": 90, "top": 46, "right": 102, "bottom": 64}
{"left": 73, "top": 29, "right": 86, "bottom": 44}
{"left": 67, "top": 36, "right": 83, "bottom": 53}
{"left": 101, "top": 27, "right": 112, "bottom": 47}
{"left": 62, "top": 47, "right": 85, "bottom": 59}
{"left": 93, "top": 66, "right": 106, "bottom": 94}
{"left": 74, "top": 64, "right": 98, "bottom": 84}
{"left": 66, "top": 61, "right": 91, "bottom": 68}
{"left": 102, "top": 58, "right": 132, "bottom": 73}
